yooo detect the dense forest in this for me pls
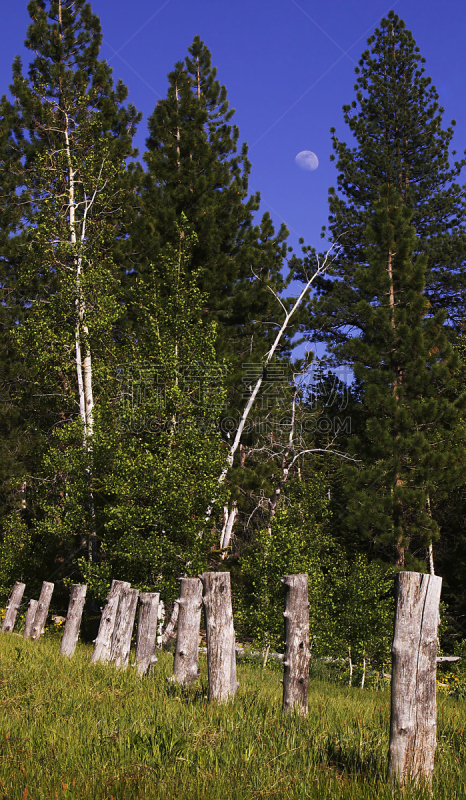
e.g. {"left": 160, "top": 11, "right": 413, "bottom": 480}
{"left": 2, "top": 2, "right": 466, "bottom": 662}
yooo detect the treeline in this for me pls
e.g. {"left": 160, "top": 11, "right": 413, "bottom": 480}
{"left": 1, "top": 3, "right": 466, "bottom": 656}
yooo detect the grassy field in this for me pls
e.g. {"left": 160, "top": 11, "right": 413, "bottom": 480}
{"left": 0, "top": 635, "right": 466, "bottom": 799}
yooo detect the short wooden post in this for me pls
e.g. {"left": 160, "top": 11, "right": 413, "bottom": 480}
{"left": 90, "top": 580, "right": 130, "bottom": 664}
{"left": 199, "top": 571, "right": 238, "bottom": 702}
{"left": 282, "top": 574, "right": 311, "bottom": 715}
{"left": 388, "top": 571, "right": 442, "bottom": 788}
{"left": 23, "top": 599, "right": 38, "bottom": 639}
{"left": 110, "top": 587, "right": 139, "bottom": 669}
{"left": 172, "top": 578, "right": 202, "bottom": 684}
{"left": 60, "top": 584, "right": 87, "bottom": 657}
{"left": 30, "top": 581, "right": 54, "bottom": 641}
{"left": 135, "top": 592, "right": 159, "bottom": 676}
{"left": 2, "top": 582, "right": 26, "bottom": 633}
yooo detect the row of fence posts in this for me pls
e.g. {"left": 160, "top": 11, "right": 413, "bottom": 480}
{"left": 1, "top": 569, "right": 442, "bottom": 788}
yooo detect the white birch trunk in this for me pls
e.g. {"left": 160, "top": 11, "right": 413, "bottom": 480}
{"left": 135, "top": 592, "right": 160, "bottom": 676}
{"left": 388, "top": 571, "right": 442, "bottom": 788}
{"left": 2, "top": 582, "right": 26, "bottom": 633}
{"left": 30, "top": 582, "right": 54, "bottom": 641}
{"left": 60, "top": 584, "right": 87, "bottom": 657}
{"left": 172, "top": 578, "right": 203, "bottom": 684}
{"left": 91, "top": 580, "right": 130, "bottom": 664}
{"left": 282, "top": 574, "right": 310, "bottom": 715}
{"left": 201, "top": 245, "right": 339, "bottom": 545}
{"left": 199, "top": 572, "right": 238, "bottom": 702}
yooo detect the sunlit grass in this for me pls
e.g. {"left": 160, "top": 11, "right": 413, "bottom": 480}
{"left": 0, "top": 634, "right": 465, "bottom": 798}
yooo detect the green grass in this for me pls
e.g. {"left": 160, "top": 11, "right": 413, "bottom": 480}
{"left": 0, "top": 635, "right": 466, "bottom": 799}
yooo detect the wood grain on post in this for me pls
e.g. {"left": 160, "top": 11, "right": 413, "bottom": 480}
{"left": 30, "top": 581, "right": 54, "bottom": 641}
{"left": 23, "top": 599, "right": 38, "bottom": 639}
{"left": 282, "top": 574, "right": 311, "bottom": 715}
{"left": 135, "top": 592, "right": 159, "bottom": 676}
{"left": 110, "top": 587, "right": 139, "bottom": 669}
{"left": 388, "top": 571, "right": 442, "bottom": 788}
{"left": 60, "top": 584, "right": 87, "bottom": 657}
{"left": 199, "top": 571, "right": 238, "bottom": 702}
{"left": 172, "top": 578, "right": 203, "bottom": 684}
{"left": 91, "top": 580, "right": 130, "bottom": 664}
{"left": 2, "top": 582, "right": 26, "bottom": 633}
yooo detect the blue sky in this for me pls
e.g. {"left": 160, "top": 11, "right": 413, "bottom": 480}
{"left": 2, "top": 1, "right": 465, "bottom": 258}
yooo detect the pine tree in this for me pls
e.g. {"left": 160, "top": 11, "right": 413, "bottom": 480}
{"left": 342, "top": 186, "right": 466, "bottom": 567}
{"left": 310, "top": 11, "right": 466, "bottom": 346}
{"left": 0, "top": 0, "right": 140, "bottom": 593}
{"left": 133, "top": 36, "right": 290, "bottom": 367}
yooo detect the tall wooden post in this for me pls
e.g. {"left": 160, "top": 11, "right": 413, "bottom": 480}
{"left": 110, "top": 587, "right": 139, "bottom": 669}
{"left": 60, "top": 584, "right": 87, "bottom": 657}
{"left": 135, "top": 592, "right": 159, "bottom": 676}
{"left": 91, "top": 580, "right": 130, "bottom": 664}
{"left": 282, "top": 574, "right": 311, "bottom": 715}
{"left": 388, "top": 571, "right": 442, "bottom": 788}
{"left": 23, "top": 599, "right": 38, "bottom": 639}
{"left": 30, "top": 582, "right": 54, "bottom": 641}
{"left": 2, "top": 582, "right": 26, "bottom": 633}
{"left": 172, "top": 578, "right": 203, "bottom": 684}
{"left": 199, "top": 571, "right": 238, "bottom": 702}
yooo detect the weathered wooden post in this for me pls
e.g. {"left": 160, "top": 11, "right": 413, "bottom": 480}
{"left": 110, "top": 587, "right": 139, "bottom": 669}
{"left": 60, "top": 584, "right": 87, "bottom": 657}
{"left": 30, "top": 581, "right": 54, "bottom": 641}
{"left": 135, "top": 592, "right": 159, "bottom": 676}
{"left": 282, "top": 574, "right": 311, "bottom": 715}
{"left": 388, "top": 571, "right": 442, "bottom": 788}
{"left": 199, "top": 571, "right": 238, "bottom": 702}
{"left": 2, "top": 582, "right": 26, "bottom": 633}
{"left": 23, "top": 599, "right": 38, "bottom": 639}
{"left": 91, "top": 580, "right": 130, "bottom": 664}
{"left": 172, "top": 578, "right": 203, "bottom": 684}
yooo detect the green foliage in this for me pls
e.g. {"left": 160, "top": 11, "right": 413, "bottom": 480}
{"left": 236, "top": 479, "right": 329, "bottom": 650}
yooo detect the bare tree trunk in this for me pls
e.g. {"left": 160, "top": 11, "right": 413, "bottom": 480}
{"left": 172, "top": 578, "right": 202, "bottom": 684}
{"left": 24, "top": 600, "right": 38, "bottom": 639}
{"left": 282, "top": 574, "right": 310, "bottom": 715}
{"left": 110, "top": 587, "right": 139, "bottom": 669}
{"left": 91, "top": 580, "right": 130, "bottom": 664}
{"left": 2, "top": 582, "right": 26, "bottom": 633}
{"left": 60, "top": 584, "right": 87, "bottom": 657}
{"left": 30, "top": 582, "right": 54, "bottom": 641}
{"left": 158, "top": 600, "right": 179, "bottom": 648}
{"left": 388, "top": 571, "right": 442, "bottom": 788}
{"left": 135, "top": 592, "right": 159, "bottom": 676}
{"left": 199, "top": 572, "right": 238, "bottom": 702}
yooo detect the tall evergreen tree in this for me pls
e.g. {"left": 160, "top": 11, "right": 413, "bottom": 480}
{"left": 0, "top": 0, "right": 140, "bottom": 595}
{"left": 342, "top": 186, "right": 466, "bottom": 567}
{"left": 308, "top": 11, "right": 466, "bottom": 347}
{"left": 133, "top": 36, "right": 291, "bottom": 368}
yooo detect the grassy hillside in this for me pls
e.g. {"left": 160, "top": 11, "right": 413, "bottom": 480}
{"left": 0, "top": 635, "right": 465, "bottom": 799}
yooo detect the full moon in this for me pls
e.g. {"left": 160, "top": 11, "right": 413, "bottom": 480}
{"left": 295, "top": 150, "right": 319, "bottom": 171}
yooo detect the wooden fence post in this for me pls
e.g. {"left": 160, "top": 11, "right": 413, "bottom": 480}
{"left": 282, "top": 574, "right": 311, "bottom": 715}
{"left": 2, "top": 582, "right": 26, "bottom": 633}
{"left": 60, "top": 584, "right": 87, "bottom": 657}
{"left": 23, "top": 599, "right": 38, "bottom": 639}
{"left": 110, "top": 587, "right": 139, "bottom": 669}
{"left": 388, "top": 571, "right": 442, "bottom": 788}
{"left": 199, "top": 571, "right": 238, "bottom": 702}
{"left": 172, "top": 578, "right": 203, "bottom": 684}
{"left": 135, "top": 592, "right": 160, "bottom": 676}
{"left": 91, "top": 580, "right": 130, "bottom": 664}
{"left": 30, "top": 582, "right": 54, "bottom": 641}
